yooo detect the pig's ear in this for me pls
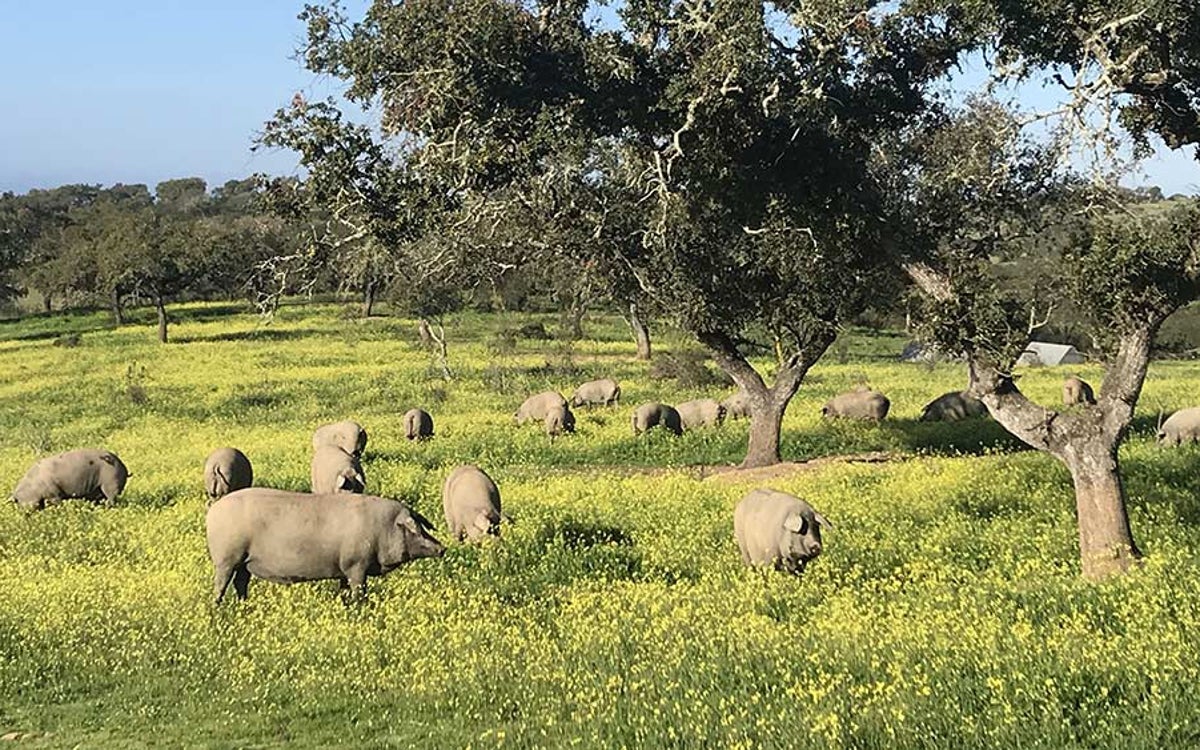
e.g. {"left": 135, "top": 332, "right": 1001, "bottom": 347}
{"left": 335, "top": 475, "right": 347, "bottom": 491}
{"left": 409, "top": 508, "right": 437, "bottom": 532}
{"left": 783, "top": 514, "right": 806, "bottom": 534}
{"left": 813, "top": 511, "right": 833, "bottom": 530}
{"left": 472, "top": 514, "right": 492, "bottom": 533}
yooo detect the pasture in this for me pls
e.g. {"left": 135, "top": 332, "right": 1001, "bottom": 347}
{"left": 2, "top": 302, "right": 1200, "bottom": 748}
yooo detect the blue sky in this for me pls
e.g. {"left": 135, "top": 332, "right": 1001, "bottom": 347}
{"left": 0, "top": 1, "right": 370, "bottom": 194}
{"left": 1, "top": 0, "right": 1197, "bottom": 196}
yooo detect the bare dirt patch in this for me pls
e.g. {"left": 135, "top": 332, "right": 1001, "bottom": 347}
{"left": 701, "top": 451, "right": 898, "bottom": 484}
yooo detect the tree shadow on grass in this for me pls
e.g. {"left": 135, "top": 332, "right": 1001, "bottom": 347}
{"left": 438, "top": 517, "right": 643, "bottom": 606}
{"left": 2, "top": 325, "right": 116, "bottom": 343}
{"left": 164, "top": 303, "right": 251, "bottom": 323}
{"left": 782, "top": 418, "right": 1028, "bottom": 463}
{"left": 173, "top": 328, "right": 323, "bottom": 344}
{"left": 895, "top": 418, "right": 1030, "bottom": 456}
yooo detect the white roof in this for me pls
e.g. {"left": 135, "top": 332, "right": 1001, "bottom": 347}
{"left": 1017, "top": 341, "right": 1086, "bottom": 366}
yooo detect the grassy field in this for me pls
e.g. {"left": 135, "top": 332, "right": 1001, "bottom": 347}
{"left": 2, "top": 301, "right": 1200, "bottom": 748}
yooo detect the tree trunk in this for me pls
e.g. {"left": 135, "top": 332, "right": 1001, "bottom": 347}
{"left": 111, "top": 287, "right": 125, "bottom": 325}
{"left": 1063, "top": 440, "right": 1141, "bottom": 579}
{"left": 699, "top": 328, "right": 835, "bottom": 468}
{"left": 155, "top": 294, "right": 168, "bottom": 344}
{"left": 42, "top": 294, "right": 52, "bottom": 313}
{"left": 424, "top": 318, "right": 452, "bottom": 380}
{"left": 908, "top": 261, "right": 1160, "bottom": 580}
{"left": 418, "top": 318, "right": 433, "bottom": 348}
{"left": 362, "top": 281, "right": 377, "bottom": 318}
{"left": 563, "top": 301, "right": 585, "bottom": 341}
{"left": 744, "top": 399, "right": 787, "bottom": 468}
{"left": 629, "top": 303, "right": 651, "bottom": 360}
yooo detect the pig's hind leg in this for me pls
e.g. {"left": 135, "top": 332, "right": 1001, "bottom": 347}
{"left": 212, "top": 564, "right": 236, "bottom": 604}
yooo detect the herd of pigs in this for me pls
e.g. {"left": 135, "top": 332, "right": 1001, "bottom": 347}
{"left": 10, "top": 373, "right": 1200, "bottom": 603}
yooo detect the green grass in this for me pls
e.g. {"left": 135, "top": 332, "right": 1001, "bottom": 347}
{"left": 2, "top": 301, "right": 1200, "bottom": 748}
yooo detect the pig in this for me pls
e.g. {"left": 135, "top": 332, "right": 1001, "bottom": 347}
{"left": 442, "top": 464, "right": 503, "bottom": 542}
{"left": 1063, "top": 376, "right": 1096, "bottom": 406}
{"left": 203, "top": 447, "right": 253, "bottom": 502}
{"left": 570, "top": 378, "right": 621, "bottom": 407}
{"left": 11, "top": 449, "right": 129, "bottom": 511}
{"left": 676, "top": 398, "right": 726, "bottom": 429}
{"left": 1158, "top": 407, "right": 1200, "bottom": 446}
{"left": 721, "top": 390, "right": 752, "bottom": 420}
{"left": 404, "top": 408, "right": 435, "bottom": 440}
{"left": 733, "top": 488, "right": 832, "bottom": 574}
{"left": 632, "top": 402, "right": 683, "bottom": 436}
{"left": 515, "top": 391, "right": 568, "bottom": 424}
{"left": 822, "top": 389, "right": 890, "bottom": 421}
{"left": 312, "top": 420, "right": 368, "bottom": 457}
{"left": 311, "top": 445, "right": 365, "bottom": 495}
{"left": 544, "top": 403, "right": 576, "bottom": 442}
{"left": 206, "top": 488, "right": 444, "bottom": 602}
{"left": 920, "top": 391, "right": 989, "bottom": 422}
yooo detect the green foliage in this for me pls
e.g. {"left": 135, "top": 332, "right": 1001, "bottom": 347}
{"left": 1067, "top": 200, "right": 1200, "bottom": 350}
{"left": 0, "top": 179, "right": 292, "bottom": 321}
{"left": 952, "top": 0, "right": 1200, "bottom": 153}
{"left": 287, "top": 1, "right": 973, "bottom": 362}
{"left": 2, "top": 304, "right": 1200, "bottom": 745}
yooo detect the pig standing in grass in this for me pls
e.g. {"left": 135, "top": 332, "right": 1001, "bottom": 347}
{"left": 822, "top": 389, "right": 890, "bottom": 421}
{"left": 206, "top": 488, "right": 444, "bottom": 602}
{"left": 11, "top": 449, "right": 129, "bottom": 511}
{"left": 632, "top": 403, "right": 683, "bottom": 436}
{"left": 203, "top": 447, "right": 253, "bottom": 502}
{"left": 1063, "top": 376, "right": 1096, "bottom": 406}
{"left": 1158, "top": 407, "right": 1200, "bottom": 446}
{"left": 404, "top": 408, "right": 435, "bottom": 440}
{"left": 734, "top": 489, "right": 832, "bottom": 574}
{"left": 312, "top": 420, "right": 368, "bottom": 457}
{"left": 570, "top": 378, "right": 621, "bottom": 407}
{"left": 442, "top": 465, "right": 503, "bottom": 542}
{"left": 676, "top": 398, "right": 726, "bottom": 429}
{"left": 544, "top": 403, "right": 576, "bottom": 442}
{"left": 311, "top": 446, "right": 365, "bottom": 495}
{"left": 920, "top": 392, "right": 988, "bottom": 422}
{"left": 515, "top": 391, "right": 568, "bottom": 424}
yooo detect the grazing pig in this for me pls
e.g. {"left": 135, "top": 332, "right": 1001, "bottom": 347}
{"left": 312, "top": 420, "right": 368, "bottom": 457}
{"left": 734, "top": 488, "right": 832, "bottom": 574}
{"left": 721, "top": 390, "right": 751, "bottom": 420}
{"left": 1158, "top": 407, "right": 1200, "bottom": 446}
{"left": 570, "top": 378, "right": 621, "bottom": 407}
{"left": 311, "top": 445, "right": 365, "bottom": 495}
{"left": 442, "top": 465, "right": 502, "bottom": 542}
{"left": 920, "top": 392, "right": 988, "bottom": 422}
{"left": 404, "top": 408, "right": 435, "bottom": 440}
{"left": 1063, "top": 376, "right": 1096, "bottom": 406}
{"left": 11, "top": 449, "right": 129, "bottom": 511}
{"left": 822, "top": 389, "right": 890, "bottom": 421}
{"left": 544, "top": 403, "right": 576, "bottom": 442}
{"left": 632, "top": 402, "right": 683, "bottom": 436}
{"left": 676, "top": 398, "right": 726, "bottom": 429}
{"left": 203, "top": 447, "right": 253, "bottom": 502}
{"left": 515, "top": 391, "right": 568, "bottom": 424}
{"left": 207, "top": 489, "right": 444, "bottom": 602}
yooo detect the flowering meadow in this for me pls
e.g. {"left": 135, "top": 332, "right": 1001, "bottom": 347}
{"left": 2, "top": 302, "right": 1200, "bottom": 748}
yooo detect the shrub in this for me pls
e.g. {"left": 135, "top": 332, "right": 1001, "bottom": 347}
{"left": 649, "top": 350, "right": 731, "bottom": 388}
